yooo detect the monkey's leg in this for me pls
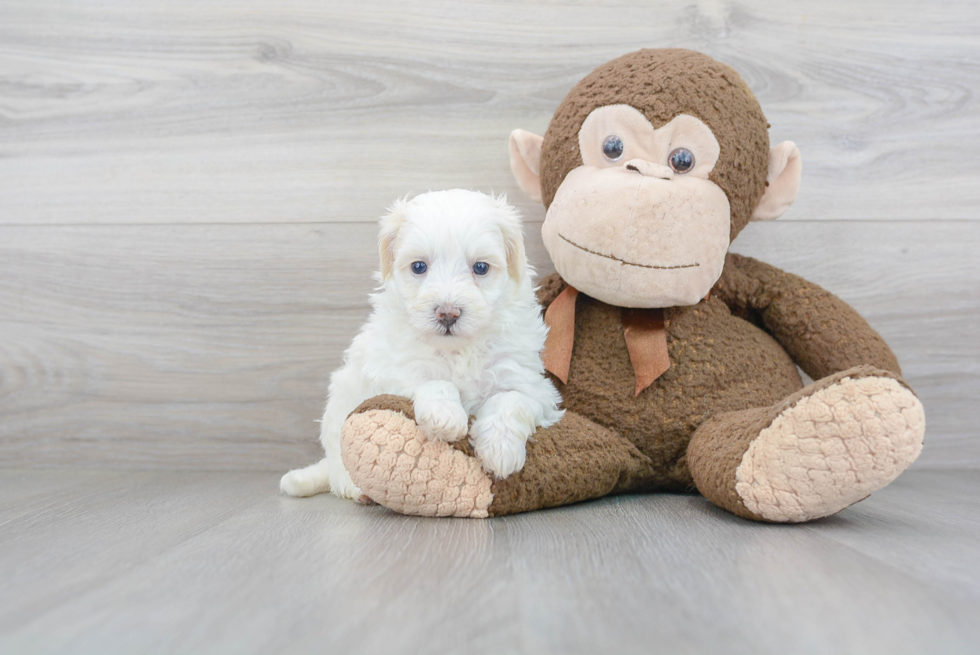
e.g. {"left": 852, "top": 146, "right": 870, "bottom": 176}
{"left": 340, "top": 395, "right": 653, "bottom": 518}
{"left": 688, "top": 366, "right": 925, "bottom": 523}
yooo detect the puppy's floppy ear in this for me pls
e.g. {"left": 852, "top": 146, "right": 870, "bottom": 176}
{"left": 493, "top": 195, "right": 528, "bottom": 282}
{"left": 378, "top": 198, "right": 408, "bottom": 280}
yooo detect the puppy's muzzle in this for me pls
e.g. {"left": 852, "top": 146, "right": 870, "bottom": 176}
{"left": 435, "top": 304, "right": 462, "bottom": 330}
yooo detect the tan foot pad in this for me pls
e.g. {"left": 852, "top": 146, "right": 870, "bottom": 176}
{"left": 736, "top": 376, "right": 925, "bottom": 523}
{"left": 341, "top": 409, "right": 493, "bottom": 518}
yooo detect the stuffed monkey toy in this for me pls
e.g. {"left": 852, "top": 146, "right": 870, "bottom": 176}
{"left": 339, "top": 49, "right": 925, "bottom": 522}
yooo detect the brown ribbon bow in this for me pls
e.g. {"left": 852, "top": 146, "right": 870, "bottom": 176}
{"left": 542, "top": 286, "right": 671, "bottom": 397}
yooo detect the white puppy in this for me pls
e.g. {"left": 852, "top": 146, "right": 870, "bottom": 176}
{"left": 280, "top": 190, "right": 564, "bottom": 500}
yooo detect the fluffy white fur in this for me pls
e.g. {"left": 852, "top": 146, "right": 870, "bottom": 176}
{"left": 280, "top": 190, "right": 564, "bottom": 500}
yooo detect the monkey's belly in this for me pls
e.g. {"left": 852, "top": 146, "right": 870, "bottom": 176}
{"left": 558, "top": 295, "right": 803, "bottom": 488}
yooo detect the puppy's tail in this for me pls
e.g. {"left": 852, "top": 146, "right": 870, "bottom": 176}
{"left": 280, "top": 458, "right": 332, "bottom": 497}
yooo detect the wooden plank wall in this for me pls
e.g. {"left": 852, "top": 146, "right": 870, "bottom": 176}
{"left": 1, "top": 0, "right": 977, "bottom": 471}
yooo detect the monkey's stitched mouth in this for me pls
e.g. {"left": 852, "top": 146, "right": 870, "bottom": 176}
{"left": 559, "top": 234, "right": 700, "bottom": 270}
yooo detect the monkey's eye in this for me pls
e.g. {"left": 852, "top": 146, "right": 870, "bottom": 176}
{"left": 668, "top": 148, "right": 696, "bottom": 174}
{"left": 602, "top": 135, "right": 625, "bottom": 162}
{"left": 411, "top": 261, "right": 427, "bottom": 275}
{"left": 473, "top": 262, "right": 490, "bottom": 276}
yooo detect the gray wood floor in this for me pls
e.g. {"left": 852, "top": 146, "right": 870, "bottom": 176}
{"left": 1, "top": 469, "right": 978, "bottom": 655}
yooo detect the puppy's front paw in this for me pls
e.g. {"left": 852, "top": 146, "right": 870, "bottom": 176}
{"left": 470, "top": 416, "right": 528, "bottom": 480}
{"left": 414, "top": 398, "right": 469, "bottom": 442}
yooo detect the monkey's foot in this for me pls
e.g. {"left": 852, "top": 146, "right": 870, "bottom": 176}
{"left": 341, "top": 395, "right": 655, "bottom": 518}
{"left": 690, "top": 366, "right": 925, "bottom": 523}
{"left": 340, "top": 396, "right": 494, "bottom": 518}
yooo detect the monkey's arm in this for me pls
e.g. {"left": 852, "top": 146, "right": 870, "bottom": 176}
{"left": 712, "top": 253, "right": 901, "bottom": 379}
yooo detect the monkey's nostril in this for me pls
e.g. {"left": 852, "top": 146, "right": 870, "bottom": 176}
{"left": 624, "top": 159, "right": 673, "bottom": 180}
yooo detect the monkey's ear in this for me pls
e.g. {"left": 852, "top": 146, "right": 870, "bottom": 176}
{"left": 751, "top": 141, "right": 802, "bottom": 221}
{"left": 509, "top": 129, "right": 544, "bottom": 203}
{"left": 378, "top": 199, "right": 408, "bottom": 280}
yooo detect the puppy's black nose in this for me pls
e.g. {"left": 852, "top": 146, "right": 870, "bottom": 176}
{"left": 436, "top": 304, "right": 461, "bottom": 328}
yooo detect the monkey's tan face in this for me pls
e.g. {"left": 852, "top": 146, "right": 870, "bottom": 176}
{"left": 541, "top": 105, "right": 731, "bottom": 308}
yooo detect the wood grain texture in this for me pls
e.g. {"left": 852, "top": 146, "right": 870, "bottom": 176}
{"left": 0, "top": 0, "right": 976, "bottom": 474}
{"left": 0, "top": 0, "right": 978, "bottom": 225}
{"left": 1, "top": 468, "right": 978, "bottom": 654}
{"left": 1, "top": 220, "right": 976, "bottom": 470}
{"left": 1, "top": 5, "right": 976, "bottom": 652}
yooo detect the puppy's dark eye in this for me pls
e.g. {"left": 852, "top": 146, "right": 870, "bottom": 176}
{"left": 411, "top": 261, "right": 427, "bottom": 275}
{"left": 668, "top": 147, "right": 695, "bottom": 174}
{"left": 602, "top": 135, "right": 624, "bottom": 162}
{"left": 473, "top": 262, "right": 490, "bottom": 276}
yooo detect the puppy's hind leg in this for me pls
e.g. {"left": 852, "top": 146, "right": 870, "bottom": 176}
{"left": 280, "top": 378, "right": 364, "bottom": 499}
{"left": 280, "top": 458, "right": 332, "bottom": 497}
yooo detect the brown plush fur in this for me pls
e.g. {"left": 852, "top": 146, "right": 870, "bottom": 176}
{"left": 539, "top": 48, "right": 770, "bottom": 240}
{"left": 548, "top": 274, "right": 804, "bottom": 489}
{"left": 713, "top": 254, "right": 902, "bottom": 379}
{"left": 340, "top": 49, "right": 921, "bottom": 522}
{"left": 487, "top": 411, "right": 654, "bottom": 516}
{"left": 528, "top": 248, "right": 904, "bottom": 485}
{"left": 350, "top": 394, "right": 417, "bottom": 421}
{"left": 510, "top": 261, "right": 910, "bottom": 516}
